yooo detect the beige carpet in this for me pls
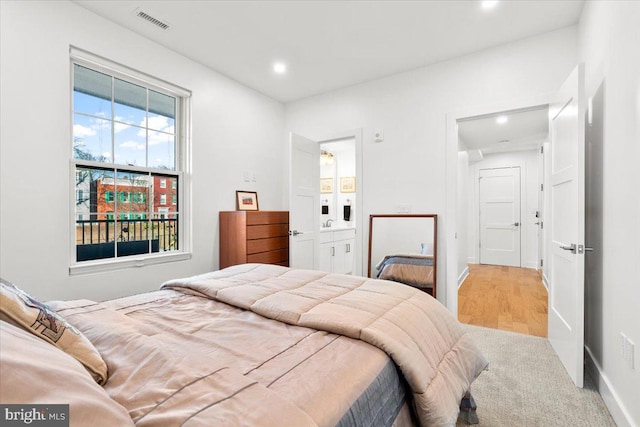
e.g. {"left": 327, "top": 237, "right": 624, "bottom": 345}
{"left": 457, "top": 325, "right": 616, "bottom": 427}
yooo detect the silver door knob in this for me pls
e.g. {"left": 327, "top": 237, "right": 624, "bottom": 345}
{"left": 560, "top": 243, "right": 577, "bottom": 253}
{"left": 585, "top": 247, "right": 594, "bottom": 252}
{"left": 513, "top": 222, "right": 520, "bottom": 226}
{"left": 289, "top": 230, "right": 303, "bottom": 236}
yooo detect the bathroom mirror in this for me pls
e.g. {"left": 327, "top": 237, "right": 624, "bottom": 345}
{"left": 368, "top": 214, "right": 437, "bottom": 297}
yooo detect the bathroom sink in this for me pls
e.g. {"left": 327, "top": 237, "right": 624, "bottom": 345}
{"left": 320, "top": 225, "right": 355, "bottom": 232}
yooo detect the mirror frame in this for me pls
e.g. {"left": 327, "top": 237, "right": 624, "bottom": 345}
{"left": 368, "top": 214, "right": 438, "bottom": 296}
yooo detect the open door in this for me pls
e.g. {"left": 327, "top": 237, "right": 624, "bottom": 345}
{"left": 289, "top": 133, "right": 320, "bottom": 269}
{"left": 548, "top": 65, "right": 586, "bottom": 387}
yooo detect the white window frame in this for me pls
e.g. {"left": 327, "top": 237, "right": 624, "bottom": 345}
{"left": 69, "top": 47, "right": 192, "bottom": 275}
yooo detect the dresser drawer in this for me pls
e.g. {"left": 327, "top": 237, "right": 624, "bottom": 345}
{"left": 246, "top": 211, "right": 289, "bottom": 225}
{"left": 247, "top": 224, "right": 289, "bottom": 239}
{"left": 247, "top": 237, "right": 289, "bottom": 255}
{"left": 247, "top": 248, "right": 289, "bottom": 264}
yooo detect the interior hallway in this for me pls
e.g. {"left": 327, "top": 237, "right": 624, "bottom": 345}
{"left": 458, "top": 264, "right": 548, "bottom": 337}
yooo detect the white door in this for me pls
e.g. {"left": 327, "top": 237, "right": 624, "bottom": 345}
{"left": 479, "top": 167, "right": 521, "bottom": 267}
{"left": 289, "top": 133, "right": 320, "bottom": 269}
{"left": 548, "top": 65, "right": 585, "bottom": 387}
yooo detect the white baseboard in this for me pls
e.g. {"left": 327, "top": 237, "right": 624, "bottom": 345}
{"left": 467, "top": 257, "right": 477, "bottom": 264}
{"left": 542, "top": 273, "right": 549, "bottom": 291}
{"left": 524, "top": 260, "right": 538, "bottom": 269}
{"left": 585, "top": 346, "right": 635, "bottom": 427}
{"left": 457, "top": 266, "right": 469, "bottom": 289}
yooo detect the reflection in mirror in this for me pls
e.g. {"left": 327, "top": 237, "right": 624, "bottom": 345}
{"left": 368, "top": 214, "right": 437, "bottom": 297}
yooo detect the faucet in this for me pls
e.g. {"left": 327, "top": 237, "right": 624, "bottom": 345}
{"left": 324, "top": 219, "right": 334, "bottom": 228}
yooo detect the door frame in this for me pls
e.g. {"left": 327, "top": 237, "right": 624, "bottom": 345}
{"left": 290, "top": 128, "right": 364, "bottom": 276}
{"left": 538, "top": 142, "right": 548, "bottom": 284}
{"left": 445, "top": 94, "right": 551, "bottom": 315}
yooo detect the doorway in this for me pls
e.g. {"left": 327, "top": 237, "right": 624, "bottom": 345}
{"left": 288, "top": 129, "right": 363, "bottom": 276}
{"left": 447, "top": 66, "right": 587, "bottom": 387}
{"left": 455, "top": 105, "right": 549, "bottom": 338}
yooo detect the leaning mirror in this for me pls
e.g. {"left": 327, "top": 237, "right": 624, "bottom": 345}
{"left": 368, "top": 214, "right": 437, "bottom": 297}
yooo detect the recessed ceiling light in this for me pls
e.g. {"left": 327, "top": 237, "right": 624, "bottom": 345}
{"left": 273, "top": 62, "right": 287, "bottom": 74}
{"left": 481, "top": 1, "right": 499, "bottom": 10}
{"left": 496, "top": 115, "right": 508, "bottom": 124}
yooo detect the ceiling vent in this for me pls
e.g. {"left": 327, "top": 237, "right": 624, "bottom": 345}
{"left": 134, "top": 8, "right": 170, "bottom": 30}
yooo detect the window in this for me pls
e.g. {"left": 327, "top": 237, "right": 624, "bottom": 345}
{"left": 71, "top": 49, "right": 190, "bottom": 272}
{"left": 172, "top": 194, "right": 177, "bottom": 205}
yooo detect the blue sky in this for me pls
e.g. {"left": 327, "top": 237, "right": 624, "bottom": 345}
{"left": 73, "top": 88, "right": 175, "bottom": 170}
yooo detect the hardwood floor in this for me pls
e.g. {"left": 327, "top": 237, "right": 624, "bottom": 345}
{"left": 458, "top": 264, "right": 548, "bottom": 337}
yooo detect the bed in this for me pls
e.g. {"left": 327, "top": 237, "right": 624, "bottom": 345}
{"left": 375, "top": 254, "right": 435, "bottom": 296}
{"left": 0, "top": 263, "right": 487, "bottom": 427}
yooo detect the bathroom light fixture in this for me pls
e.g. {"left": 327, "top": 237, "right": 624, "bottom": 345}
{"left": 496, "top": 115, "right": 508, "bottom": 124}
{"left": 481, "top": 1, "right": 499, "bottom": 10}
{"left": 273, "top": 62, "right": 287, "bottom": 74}
{"left": 320, "top": 150, "right": 334, "bottom": 165}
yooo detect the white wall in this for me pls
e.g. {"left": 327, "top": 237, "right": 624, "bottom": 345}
{"left": 285, "top": 27, "right": 578, "bottom": 304}
{"left": 0, "top": 1, "right": 285, "bottom": 301}
{"left": 466, "top": 149, "right": 541, "bottom": 269}
{"left": 579, "top": 2, "right": 640, "bottom": 425}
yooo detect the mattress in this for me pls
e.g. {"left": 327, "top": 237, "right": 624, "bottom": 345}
{"left": 52, "top": 289, "right": 413, "bottom": 426}
{"left": 46, "top": 263, "right": 487, "bottom": 426}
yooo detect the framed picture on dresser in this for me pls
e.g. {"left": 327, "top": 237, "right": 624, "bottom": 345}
{"left": 236, "top": 191, "right": 259, "bottom": 211}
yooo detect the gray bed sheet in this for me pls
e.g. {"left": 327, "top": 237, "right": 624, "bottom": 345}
{"left": 337, "top": 358, "right": 411, "bottom": 427}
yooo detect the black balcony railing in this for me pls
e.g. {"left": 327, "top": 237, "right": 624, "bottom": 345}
{"left": 76, "top": 218, "right": 178, "bottom": 261}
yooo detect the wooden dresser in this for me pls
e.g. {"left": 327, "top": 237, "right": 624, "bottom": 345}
{"left": 219, "top": 211, "right": 289, "bottom": 269}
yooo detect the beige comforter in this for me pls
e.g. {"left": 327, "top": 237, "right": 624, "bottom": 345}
{"left": 52, "top": 281, "right": 404, "bottom": 426}
{"left": 161, "top": 264, "right": 488, "bottom": 426}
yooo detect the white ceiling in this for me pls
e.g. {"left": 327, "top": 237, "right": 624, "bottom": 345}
{"left": 458, "top": 105, "right": 549, "bottom": 155}
{"left": 73, "top": 0, "right": 584, "bottom": 103}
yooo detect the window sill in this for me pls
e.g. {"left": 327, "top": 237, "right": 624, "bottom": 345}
{"left": 69, "top": 252, "right": 192, "bottom": 276}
